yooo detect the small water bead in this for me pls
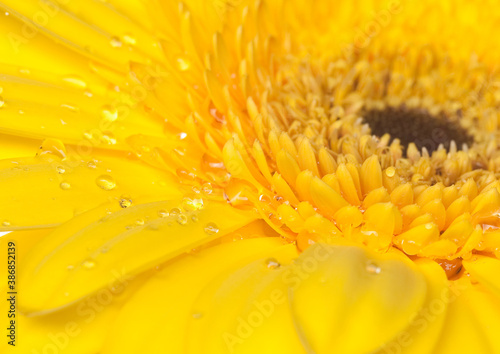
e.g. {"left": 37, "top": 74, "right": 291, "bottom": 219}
{"left": 385, "top": 167, "right": 396, "bottom": 177}
{"left": 176, "top": 57, "right": 191, "bottom": 71}
{"left": 56, "top": 166, "right": 66, "bottom": 174}
{"left": 191, "top": 215, "right": 199, "bottom": 223}
{"left": 101, "top": 105, "right": 118, "bottom": 122}
{"left": 0, "top": 96, "right": 4, "bottom": 108}
{"left": 119, "top": 198, "right": 132, "bottom": 208}
{"left": 158, "top": 209, "right": 169, "bottom": 218}
{"left": 96, "top": 175, "right": 116, "bottom": 191}
{"left": 204, "top": 222, "right": 219, "bottom": 235}
{"left": 136, "top": 219, "right": 145, "bottom": 226}
{"left": 2, "top": 221, "right": 11, "bottom": 227}
{"left": 61, "top": 104, "right": 79, "bottom": 112}
{"left": 265, "top": 258, "right": 281, "bottom": 270}
{"left": 192, "top": 312, "right": 203, "bottom": 319}
{"left": 82, "top": 259, "right": 96, "bottom": 269}
{"left": 60, "top": 182, "right": 71, "bottom": 190}
{"left": 177, "top": 214, "right": 188, "bottom": 225}
{"left": 123, "top": 34, "right": 136, "bottom": 45}
{"left": 110, "top": 36, "right": 123, "bottom": 48}
{"left": 101, "top": 132, "right": 117, "bottom": 145}
{"left": 202, "top": 183, "right": 213, "bottom": 195}
{"left": 170, "top": 208, "right": 181, "bottom": 216}
{"left": 182, "top": 198, "right": 204, "bottom": 211}
{"left": 366, "top": 262, "right": 381, "bottom": 274}
{"left": 62, "top": 76, "right": 87, "bottom": 89}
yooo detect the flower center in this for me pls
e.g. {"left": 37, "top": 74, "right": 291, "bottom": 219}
{"left": 363, "top": 106, "right": 473, "bottom": 154}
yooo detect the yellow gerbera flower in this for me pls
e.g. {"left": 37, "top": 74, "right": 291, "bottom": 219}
{"left": 1, "top": 0, "right": 500, "bottom": 353}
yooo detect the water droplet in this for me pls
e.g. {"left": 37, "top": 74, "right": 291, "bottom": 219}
{"left": 87, "top": 160, "right": 97, "bottom": 169}
{"left": 119, "top": 198, "right": 132, "bottom": 208}
{"left": 191, "top": 215, "right": 199, "bottom": 223}
{"left": 170, "top": 208, "right": 181, "bottom": 216}
{"left": 204, "top": 222, "right": 219, "bottom": 235}
{"left": 366, "top": 262, "right": 381, "bottom": 274}
{"left": 265, "top": 258, "right": 281, "bottom": 270}
{"left": 56, "top": 166, "right": 65, "bottom": 174}
{"left": 182, "top": 197, "right": 204, "bottom": 211}
{"left": 0, "top": 96, "right": 4, "bottom": 108}
{"left": 2, "top": 221, "right": 11, "bottom": 227}
{"left": 100, "top": 132, "right": 117, "bottom": 145}
{"left": 123, "top": 34, "right": 136, "bottom": 45}
{"left": 177, "top": 214, "right": 188, "bottom": 225}
{"left": 202, "top": 183, "right": 213, "bottom": 195}
{"left": 177, "top": 57, "right": 191, "bottom": 71}
{"left": 385, "top": 167, "right": 396, "bottom": 177}
{"left": 191, "top": 312, "right": 203, "bottom": 319}
{"left": 101, "top": 105, "right": 118, "bottom": 122}
{"left": 110, "top": 36, "right": 123, "bottom": 48}
{"left": 96, "top": 175, "right": 116, "bottom": 191}
{"left": 62, "top": 77, "right": 87, "bottom": 89}
{"left": 82, "top": 259, "right": 96, "bottom": 269}
{"left": 60, "top": 182, "right": 71, "bottom": 190}
{"left": 136, "top": 219, "right": 145, "bottom": 226}
{"left": 158, "top": 209, "right": 169, "bottom": 218}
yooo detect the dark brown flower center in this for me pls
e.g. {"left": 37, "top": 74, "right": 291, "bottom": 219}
{"left": 363, "top": 107, "right": 473, "bottom": 154}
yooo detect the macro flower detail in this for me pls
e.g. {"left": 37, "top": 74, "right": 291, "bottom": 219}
{"left": 1, "top": 0, "right": 500, "bottom": 353}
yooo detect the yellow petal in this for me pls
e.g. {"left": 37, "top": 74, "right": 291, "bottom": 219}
{"left": 290, "top": 243, "right": 427, "bottom": 354}
{"left": 463, "top": 255, "right": 500, "bottom": 297}
{"left": 19, "top": 200, "right": 255, "bottom": 314}
{"left": 0, "top": 152, "right": 180, "bottom": 229}
{"left": 103, "top": 237, "right": 292, "bottom": 354}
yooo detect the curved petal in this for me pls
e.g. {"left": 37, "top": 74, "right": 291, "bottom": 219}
{"left": 290, "top": 244, "right": 427, "bottom": 354}
{"left": 184, "top": 244, "right": 301, "bottom": 354}
{"left": 0, "top": 152, "right": 181, "bottom": 229}
{"left": 463, "top": 255, "right": 500, "bottom": 297}
{"left": 433, "top": 278, "right": 498, "bottom": 354}
{"left": 19, "top": 199, "right": 255, "bottom": 314}
{"left": 103, "top": 237, "right": 292, "bottom": 354}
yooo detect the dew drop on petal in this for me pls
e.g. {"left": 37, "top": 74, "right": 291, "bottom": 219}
{"left": 119, "top": 198, "right": 132, "bottom": 208}
{"left": 56, "top": 166, "right": 66, "bottom": 174}
{"left": 62, "top": 76, "right": 87, "bottom": 89}
{"left": 123, "top": 34, "right": 136, "bottom": 45}
{"left": 192, "top": 312, "right": 203, "bottom": 319}
{"left": 265, "top": 257, "right": 281, "bottom": 270}
{"left": 60, "top": 182, "right": 71, "bottom": 190}
{"left": 110, "top": 36, "right": 122, "bottom": 48}
{"left": 0, "top": 96, "right": 4, "bottom": 108}
{"left": 182, "top": 197, "right": 204, "bottom": 211}
{"left": 101, "top": 132, "right": 117, "bottom": 145}
{"left": 158, "top": 209, "right": 169, "bottom": 218}
{"left": 2, "top": 221, "right": 11, "bottom": 227}
{"left": 82, "top": 259, "right": 96, "bottom": 269}
{"left": 177, "top": 214, "right": 188, "bottom": 225}
{"left": 96, "top": 175, "right": 116, "bottom": 191}
{"left": 170, "top": 208, "right": 181, "bottom": 216}
{"left": 191, "top": 215, "right": 199, "bottom": 223}
{"left": 204, "top": 222, "right": 219, "bottom": 235}
{"left": 366, "top": 261, "right": 381, "bottom": 274}
{"left": 202, "top": 182, "right": 213, "bottom": 195}
{"left": 385, "top": 167, "right": 396, "bottom": 177}
{"left": 177, "top": 57, "right": 191, "bottom": 71}
{"left": 101, "top": 105, "right": 118, "bottom": 122}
